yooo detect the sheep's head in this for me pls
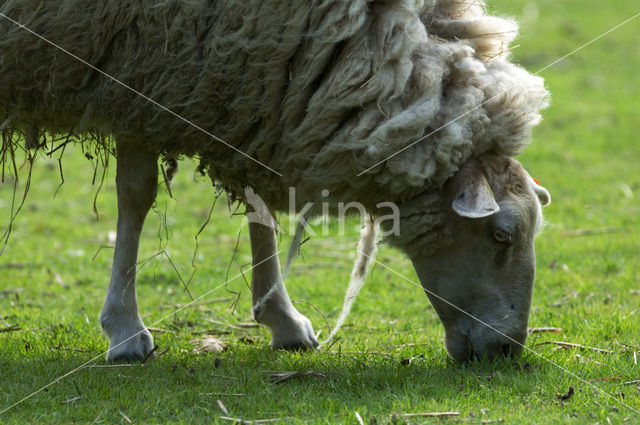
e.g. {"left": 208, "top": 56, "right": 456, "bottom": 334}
{"left": 394, "top": 155, "right": 550, "bottom": 362}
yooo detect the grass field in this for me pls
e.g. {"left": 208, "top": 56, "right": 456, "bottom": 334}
{"left": 1, "top": 1, "right": 639, "bottom": 423}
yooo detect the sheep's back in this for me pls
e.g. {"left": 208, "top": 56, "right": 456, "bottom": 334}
{"left": 0, "top": 0, "right": 548, "bottom": 211}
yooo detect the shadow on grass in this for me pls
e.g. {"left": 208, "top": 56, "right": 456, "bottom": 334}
{"left": 1, "top": 345, "right": 548, "bottom": 423}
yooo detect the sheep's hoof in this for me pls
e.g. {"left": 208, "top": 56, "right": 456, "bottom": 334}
{"left": 101, "top": 315, "right": 155, "bottom": 362}
{"left": 269, "top": 309, "right": 319, "bottom": 351}
{"left": 105, "top": 327, "right": 155, "bottom": 362}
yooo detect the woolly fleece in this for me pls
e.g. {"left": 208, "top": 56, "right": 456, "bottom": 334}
{"left": 0, "top": 0, "right": 548, "bottom": 212}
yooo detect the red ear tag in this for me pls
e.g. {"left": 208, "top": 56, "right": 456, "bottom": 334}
{"left": 532, "top": 177, "right": 540, "bottom": 185}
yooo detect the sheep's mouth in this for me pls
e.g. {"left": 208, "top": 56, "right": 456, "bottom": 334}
{"left": 448, "top": 332, "right": 525, "bottom": 362}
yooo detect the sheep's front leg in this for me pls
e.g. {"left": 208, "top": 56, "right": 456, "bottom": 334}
{"left": 249, "top": 221, "right": 318, "bottom": 350}
{"left": 99, "top": 140, "right": 157, "bottom": 361}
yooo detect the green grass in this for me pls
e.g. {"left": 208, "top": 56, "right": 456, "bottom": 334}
{"left": 1, "top": 0, "right": 640, "bottom": 423}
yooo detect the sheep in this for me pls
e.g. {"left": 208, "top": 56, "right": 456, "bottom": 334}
{"left": 0, "top": 0, "right": 551, "bottom": 362}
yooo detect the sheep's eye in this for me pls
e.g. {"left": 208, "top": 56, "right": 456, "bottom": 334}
{"left": 492, "top": 228, "right": 512, "bottom": 244}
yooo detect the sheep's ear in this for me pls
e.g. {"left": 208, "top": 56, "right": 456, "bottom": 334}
{"left": 451, "top": 165, "right": 500, "bottom": 219}
{"left": 528, "top": 176, "right": 551, "bottom": 206}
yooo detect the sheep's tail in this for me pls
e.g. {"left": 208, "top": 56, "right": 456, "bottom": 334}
{"left": 321, "top": 215, "right": 378, "bottom": 348}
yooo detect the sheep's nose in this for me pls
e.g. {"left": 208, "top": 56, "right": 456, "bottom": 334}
{"left": 447, "top": 335, "right": 524, "bottom": 362}
{"left": 473, "top": 339, "right": 524, "bottom": 361}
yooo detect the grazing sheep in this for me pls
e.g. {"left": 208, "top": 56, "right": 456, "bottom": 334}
{"left": 0, "top": 0, "right": 551, "bottom": 362}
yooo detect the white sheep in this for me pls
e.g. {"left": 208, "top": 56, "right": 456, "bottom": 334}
{"left": 0, "top": 0, "right": 551, "bottom": 361}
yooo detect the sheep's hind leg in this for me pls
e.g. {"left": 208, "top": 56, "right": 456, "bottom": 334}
{"left": 249, "top": 220, "right": 318, "bottom": 350}
{"left": 99, "top": 139, "right": 158, "bottom": 361}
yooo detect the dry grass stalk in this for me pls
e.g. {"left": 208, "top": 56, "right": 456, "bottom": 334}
{"left": 191, "top": 329, "right": 232, "bottom": 336}
{"left": 395, "top": 342, "right": 430, "bottom": 349}
{"left": 51, "top": 345, "right": 89, "bottom": 353}
{"left": 269, "top": 371, "right": 327, "bottom": 384}
{"left": 558, "top": 227, "right": 627, "bottom": 237}
{"left": 572, "top": 354, "right": 606, "bottom": 366}
{"left": 61, "top": 380, "right": 82, "bottom": 405}
{"left": 60, "top": 396, "right": 82, "bottom": 405}
{"left": 326, "top": 350, "right": 390, "bottom": 356}
{"left": 0, "top": 286, "right": 24, "bottom": 295}
{"left": 232, "top": 322, "right": 260, "bottom": 328}
{"left": 617, "top": 342, "right": 640, "bottom": 352}
{"left": 355, "top": 411, "right": 364, "bottom": 425}
{"left": 587, "top": 376, "right": 624, "bottom": 383}
{"left": 119, "top": 411, "right": 132, "bottom": 423}
{"left": 399, "top": 411, "right": 460, "bottom": 418}
{"left": 161, "top": 297, "right": 234, "bottom": 310}
{"left": 528, "top": 327, "right": 562, "bottom": 334}
{"left": 217, "top": 399, "right": 229, "bottom": 415}
{"left": 534, "top": 341, "right": 613, "bottom": 354}
{"left": 220, "top": 416, "right": 294, "bottom": 424}
{"left": 200, "top": 393, "right": 246, "bottom": 397}
{"left": 88, "top": 364, "right": 138, "bottom": 368}
{"left": 147, "top": 327, "right": 175, "bottom": 334}
{"left": 322, "top": 336, "right": 341, "bottom": 352}
{"left": 204, "top": 319, "right": 259, "bottom": 330}
{"left": 141, "top": 345, "right": 158, "bottom": 364}
{"left": 0, "top": 324, "right": 20, "bottom": 333}
{"left": 0, "top": 264, "right": 28, "bottom": 270}
{"left": 159, "top": 162, "right": 174, "bottom": 198}
{"left": 48, "top": 269, "right": 65, "bottom": 286}
{"left": 211, "top": 375, "right": 238, "bottom": 381}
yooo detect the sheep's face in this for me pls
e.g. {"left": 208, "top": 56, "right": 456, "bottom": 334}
{"left": 408, "top": 156, "right": 550, "bottom": 362}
